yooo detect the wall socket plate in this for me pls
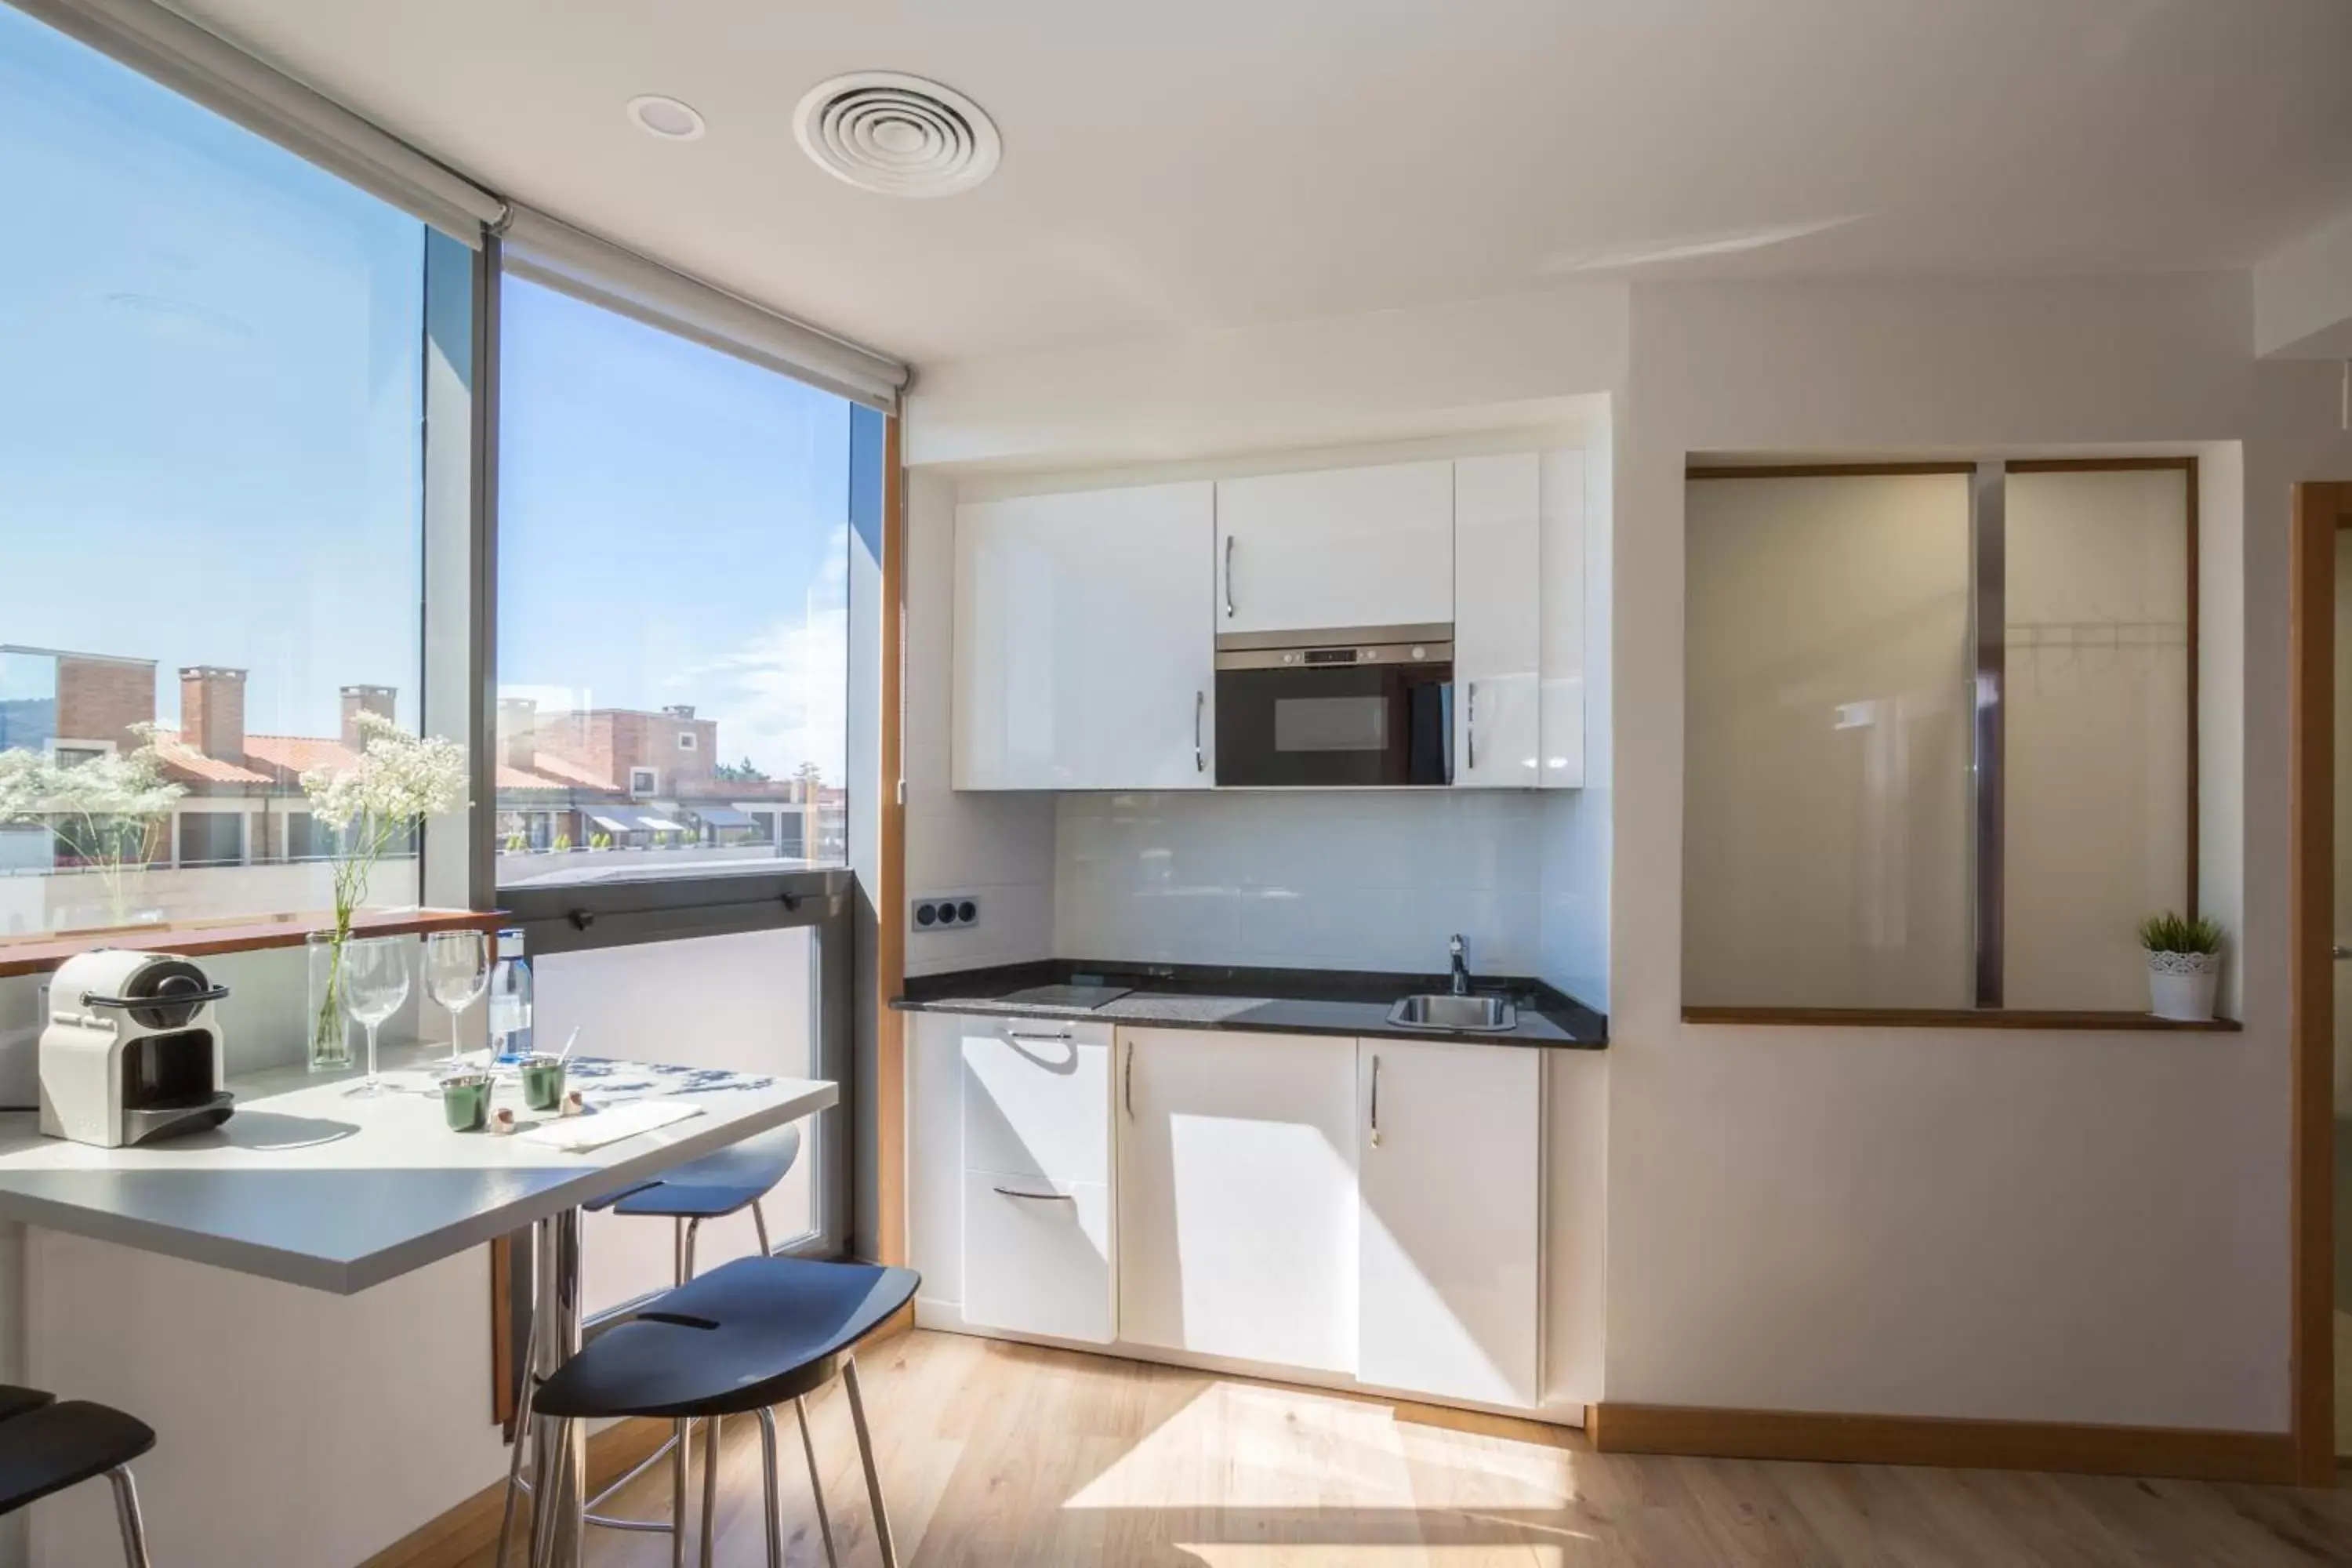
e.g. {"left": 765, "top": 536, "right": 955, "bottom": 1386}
{"left": 911, "top": 895, "right": 980, "bottom": 934}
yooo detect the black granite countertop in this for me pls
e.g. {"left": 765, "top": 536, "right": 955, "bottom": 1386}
{"left": 892, "top": 960, "right": 1606, "bottom": 1049}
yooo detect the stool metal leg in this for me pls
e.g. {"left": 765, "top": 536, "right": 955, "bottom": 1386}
{"left": 794, "top": 1396, "right": 840, "bottom": 1568}
{"left": 104, "top": 1466, "right": 151, "bottom": 1568}
{"left": 528, "top": 1210, "right": 588, "bottom": 1568}
{"left": 682, "top": 1217, "right": 700, "bottom": 1280}
{"left": 756, "top": 1408, "right": 784, "bottom": 1568}
{"left": 495, "top": 1298, "right": 542, "bottom": 1568}
{"left": 843, "top": 1356, "right": 898, "bottom": 1568}
{"left": 670, "top": 1417, "right": 690, "bottom": 1568}
{"left": 752, "top": 1198, "right": 771, "bottom": 1256}
{"left": 698, "top": 1414, "right": 722, "bottom": 1567}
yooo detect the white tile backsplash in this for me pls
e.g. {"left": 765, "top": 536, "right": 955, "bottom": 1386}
{"left": 1053, "top": 791, "right": 1547, "bottom": 975}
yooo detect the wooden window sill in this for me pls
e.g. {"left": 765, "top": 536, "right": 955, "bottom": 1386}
{"left": 1682, "top": 1006, "right": 2241, "bottom": 1033}
{"left": 0, "top": 909, "right": 506, "bottom": 979}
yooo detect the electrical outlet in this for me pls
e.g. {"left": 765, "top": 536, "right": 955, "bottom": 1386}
{"left": 911, "top": 895, "right": 980, "bottom": 933}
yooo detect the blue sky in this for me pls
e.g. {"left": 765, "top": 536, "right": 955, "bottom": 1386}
{"left": 0, "top": 6, "right": 850, "bottom": 783}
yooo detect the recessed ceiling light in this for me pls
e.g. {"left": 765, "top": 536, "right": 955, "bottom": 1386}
{"left": 626, "top": 95, "right": 706, "bottom": 142}
{"left": 793, "top": 72, "right": 1000, "bottom": 198}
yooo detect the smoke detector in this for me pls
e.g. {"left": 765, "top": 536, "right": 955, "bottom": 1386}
{"left": 793, "top": 72, "right": 1000, "bottom": 198}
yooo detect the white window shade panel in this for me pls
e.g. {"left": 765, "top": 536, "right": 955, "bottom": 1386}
{"left": 10, "top": 0, "right": 506, "bottom": 243}
{"left": 503, "top": 206, "right": 910, "bottom": 412}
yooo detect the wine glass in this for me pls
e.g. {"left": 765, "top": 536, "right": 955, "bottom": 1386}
{"left": 341, "top": 936, "right": 412, "bottom": 1098}
{"left": 424, "top": 931, "right": 491, "bottom": 1067}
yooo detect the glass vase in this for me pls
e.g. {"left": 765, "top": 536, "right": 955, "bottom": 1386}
{"left": 307, "top": 929, "right": 355, "bottom": 1072}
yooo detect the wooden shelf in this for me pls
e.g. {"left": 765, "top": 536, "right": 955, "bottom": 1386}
{"left": 0, "top": 909, "right": 507, "bottom": 979}
{"left": 1682, "top": 1006, "right": 2242, "bottom": 1033}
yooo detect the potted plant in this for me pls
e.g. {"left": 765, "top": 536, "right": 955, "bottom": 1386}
{"left": 2136, "top": 911, "right": 2224, "bottom": 1022}
{"left": 299, "top": 712, "right": 468, "bottom": 1070}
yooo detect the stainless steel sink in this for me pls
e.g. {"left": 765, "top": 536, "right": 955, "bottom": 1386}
{"left": 1385, "top": 993, "right": 1518, "bottom": 1033}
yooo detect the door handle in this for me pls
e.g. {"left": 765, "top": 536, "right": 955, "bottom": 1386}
{"left": 1224, "top": 535, "right": 1236, "bottom": 619}
{"left": 1368, "top": 1053, "right": 1381, "bottom": 1149}
{"left": 1195, "top": 690, "right": 1206, "bottom": 773}
{"left": 1465, "top": 682, "right": 1478, "bottom": 772}
{"left": 1123, "top": 1038, "right": 1135, "bottom": 1118}
{"left": 993, "top": 1186, "right": 1076, "bottom": 1203}
{"left": 2336, "top": 946, "right": 2351, "bottom": 961}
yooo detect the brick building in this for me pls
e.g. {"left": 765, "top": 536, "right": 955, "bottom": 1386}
{"left": 0, "top": 645, "right": 841, "bottom": 873}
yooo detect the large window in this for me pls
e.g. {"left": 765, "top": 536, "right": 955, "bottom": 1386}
{"left": 495, "top": 278, "right": 856, "bottom": 888}
{"left": 1682, "top": 460, "right": 2195, "bottom": 1015}
{"left": 0, "top": 6, "right": 435, "bottom": 941}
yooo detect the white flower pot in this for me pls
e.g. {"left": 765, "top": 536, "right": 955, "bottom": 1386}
{"left": 2146, "top": 950, "right": 2220, "bottom": 1022}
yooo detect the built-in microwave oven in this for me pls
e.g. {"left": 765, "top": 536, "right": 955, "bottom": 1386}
{"left": 1213, "top": 625, "right": 1453, "bottom": 787}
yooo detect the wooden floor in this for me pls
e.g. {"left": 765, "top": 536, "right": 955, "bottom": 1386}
{"left": 463, "top": 1328, "right": 2352, "bottom": 1567}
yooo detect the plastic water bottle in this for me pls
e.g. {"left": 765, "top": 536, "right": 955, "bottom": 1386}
{"left": 488, "top": 927, "right": 534, "bottom": 1063}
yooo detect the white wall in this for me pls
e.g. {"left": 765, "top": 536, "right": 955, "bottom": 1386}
{"left": 902, "top": 468, "right": 1058, "bottom": 978}
{"left": 1537, "top": 411, "right": 1613, "bottom": 1011}
{"left": 1054, "top": 791, "right": 1546, "bottom": 978}
{"left": 1606, "top": 271, "right": 2352, "bottom": 1429}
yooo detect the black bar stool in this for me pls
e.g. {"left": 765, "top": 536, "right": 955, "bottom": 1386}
{"left": 529, "top": 1256, "right": 917, "bottom": 1568}
{"left": 0, "top": 1389, "right": 155, "bottom": 1566}
{"left": 498, "top": 1125, "right": 804, "bottom": 1566}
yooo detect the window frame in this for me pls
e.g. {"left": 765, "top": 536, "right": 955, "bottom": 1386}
{"left": 1679, "top": 456, "right": 2220, "bottom": 1029}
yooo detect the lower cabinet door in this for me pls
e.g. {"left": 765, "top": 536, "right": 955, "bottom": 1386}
{"left": 1357, "top": 1040, "right": 1542, "bottom": 1407}
{"left": 961, "top": 1171, "right": 1114, "bottom": 1344}
{"left": 1116, "top": 1029, "right": 1359, "bottom": 1374}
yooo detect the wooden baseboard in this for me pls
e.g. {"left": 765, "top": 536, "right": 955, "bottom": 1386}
{"left": 358, "top": 1417, "right": 673, "bottom": 1568}
{"left": 1585, "top": 1402, "right": 2298, "bottom": 1484}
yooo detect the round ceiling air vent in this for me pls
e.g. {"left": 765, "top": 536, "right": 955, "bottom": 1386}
{"left": 793, "top": 72, "right": 1000, "bottom": 198}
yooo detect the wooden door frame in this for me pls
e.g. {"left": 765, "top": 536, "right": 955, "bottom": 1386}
{"left": 873, "top": 415, "right": 912, "bottom": 1320}
{"left": 2290, "top": 480, "right": 2352, "bottom": 1484}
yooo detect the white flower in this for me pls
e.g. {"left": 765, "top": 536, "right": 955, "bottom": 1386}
{"left": 301, "top": 710, "right": 470, "bottom": 831}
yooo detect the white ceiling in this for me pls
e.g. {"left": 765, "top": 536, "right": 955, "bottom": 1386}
{"left": 174, "top": 0, "right": 2352, "bottom": 365}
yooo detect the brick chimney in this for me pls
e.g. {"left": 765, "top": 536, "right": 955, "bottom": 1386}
{"left": 180, "top": 666, "right": 246, "bottom": 764}
{"left": 340, "top": 685, "right": 397, "bottom": 752}
{"left": 498, "top": 697, "right": 538, "bottom": 774}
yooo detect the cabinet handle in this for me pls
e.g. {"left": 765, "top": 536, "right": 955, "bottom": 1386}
{"left": 1369, "top": 1054, "right": 1382, "bottom": 1149}
{"left": 1466, "top": 682, "right": 1478, "bottom": 772}
{"left": 1006, "top": 1031, "right": 1073, "bottom": 1049}
{"left": 993, "top": 1186, "right": 1075, "bottom": 1203}
{"left": 1123, "top": 1038, "right": 1135, "bottom": 1118}
{"left": 1224, "top": 535, "right": 1236, "bottom": 619}
{"left": 1194, "top": 691, "right": 1206, "bottom": 773}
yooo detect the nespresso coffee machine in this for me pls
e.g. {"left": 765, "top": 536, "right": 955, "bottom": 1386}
{"left": 40, "top": 950, "right": 235, "bottom": 1148}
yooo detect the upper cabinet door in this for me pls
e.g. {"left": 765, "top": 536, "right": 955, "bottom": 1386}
{"left": 953, "top": 482, "right": 1216, "bottom": 790}
{"left": 1216, "top": 461, "right": 1454, "bottom": 635}
{"left": 1538, "top": 449, "right": 1588, "bottom": 789}
{"left": 1453, "top": 455, "right": 1541, "bottom": 787}
{"left": 1357, "top": 1039, "right": 1542, "bottom": 1409}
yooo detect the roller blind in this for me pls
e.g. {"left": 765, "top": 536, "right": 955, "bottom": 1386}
{"left": 13, "top": 0, "right": 913, "bottom": 411}
{"left": 9, "top": 0, "right": 505, "bottom": 242}
{"left": 503, "top": 207, "right": 910, "bottom": 413}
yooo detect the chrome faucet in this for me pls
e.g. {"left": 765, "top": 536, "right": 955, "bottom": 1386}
{"left": 1448, "top": 934, "right": 1472, "bottom": 996}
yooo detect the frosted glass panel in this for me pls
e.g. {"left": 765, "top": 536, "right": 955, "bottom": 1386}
{"left": 2004, "top": 470, "right": 2190, "bottom": 1011}
{"left": 533, "top": 926, "right": 819, "bottom": 1315}
{"left": 1683, "top": 474, "right": 1973, "bottom": 1008}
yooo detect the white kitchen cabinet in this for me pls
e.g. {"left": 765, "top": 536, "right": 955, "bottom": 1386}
{"left": 1215, "top": 461, "right": 1454, "bottom": 635}
{"left": 1454, "top": 455, "right": 1542, "bottom": 787}
{"left": 1538, "top": 448, "right": 1588, "bottom": 789}
{"left": 953, "top": 481, "right": 1215, "bottom": 790}
{"left": 960, "top": 1018, "right": 1116, "bottom": 1342}
{"left": 1356, "top": 1039, "right": 1542, "bottom": 1408}
{"left": 1116, "top": 1028, "right": 1359, "bottom": 1374}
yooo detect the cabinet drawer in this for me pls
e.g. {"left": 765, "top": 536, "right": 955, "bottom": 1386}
{"left": 960, "top": 1020, "right": 1112, "bottom": 1184}
{"left": 962, "top": 1171, "right": 1114, "bottom": 1344}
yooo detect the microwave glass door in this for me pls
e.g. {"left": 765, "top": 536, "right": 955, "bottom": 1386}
{"left": 1216, "top": 663, "right": 1451, "bottom": 786}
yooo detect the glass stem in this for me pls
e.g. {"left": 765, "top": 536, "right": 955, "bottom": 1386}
{"left": 365, "top": 1022, "right": 380, "bottom": 1089}
{"left": 451, "top": 1007, "right": 463, "bottom": 1062}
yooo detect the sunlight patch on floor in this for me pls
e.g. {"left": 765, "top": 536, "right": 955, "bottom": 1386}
{"left": 1063, "top": 1377, "right": 1575, "bottom": 1514}
{"left": 1175, "top": 1546, "right": 1566, "bottom": 1566}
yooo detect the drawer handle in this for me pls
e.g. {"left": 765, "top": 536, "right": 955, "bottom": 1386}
{"left": 1006, "top": 1032, "right": 1073, "bottom": 1048}
{"left": 1369, "top": 1053, "right": 1382, "bottom": 1149}
{"left": 993, "top": 1186, "right": 1076, "bottom": 1203}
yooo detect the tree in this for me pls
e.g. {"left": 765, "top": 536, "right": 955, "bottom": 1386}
{"left": 713, "top": 756, "right": 770, "bottom": 783}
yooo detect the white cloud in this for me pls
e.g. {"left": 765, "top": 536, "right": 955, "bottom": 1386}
{"left": 670, "top": 526, "right": 849, "bottom": 782}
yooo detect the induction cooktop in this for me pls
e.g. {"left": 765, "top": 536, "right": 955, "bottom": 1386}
{"left": 998, "top": 984, "right": 1134, "bottom": 1011}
